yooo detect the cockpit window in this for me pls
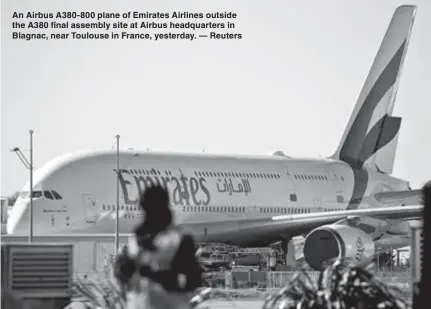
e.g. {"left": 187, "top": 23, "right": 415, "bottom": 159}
{"left": 51, "top": 191, "right": 63, "bottom": 200}
{"left": 44, "top": 191, "right": 54, "bottom": 199}
{"left": 18, "top": 190, "right": 62, "bottom": 199}
{"left": 32, "top": 191, "right": 43, "bottom": 198}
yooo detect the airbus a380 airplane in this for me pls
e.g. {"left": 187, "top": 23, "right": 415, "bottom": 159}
{"left": 5, "top": 5, "right": 424, "bottom": 270}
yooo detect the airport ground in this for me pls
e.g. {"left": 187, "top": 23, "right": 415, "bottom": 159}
{"left": 208, "top": 299, "right": 278, "bottom": 309}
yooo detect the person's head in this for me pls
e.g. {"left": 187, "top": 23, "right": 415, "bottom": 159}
{"left": 137, "top": 185, "right": 173, "bottom": 234}
{"left": 140, "top": 185, "right": 170, "bottom": 212}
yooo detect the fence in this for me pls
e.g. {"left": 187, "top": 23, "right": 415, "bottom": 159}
{"left": 73, "top": 269, "right": 412, "bottom": 291}
{"left": 235, "top": 270, "right": 412, "bottom": 289}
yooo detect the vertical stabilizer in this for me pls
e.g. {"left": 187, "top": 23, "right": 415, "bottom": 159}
{"left": 332, "top": 5, "right": 416, "bottom": 174}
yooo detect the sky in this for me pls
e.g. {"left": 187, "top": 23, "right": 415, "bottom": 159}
{"left": 1, "top": 0, "right": 430, "bottom": 197}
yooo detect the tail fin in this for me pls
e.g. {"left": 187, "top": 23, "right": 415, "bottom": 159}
{"left": 332, "top": 5, "right": 417, "bottom": 174}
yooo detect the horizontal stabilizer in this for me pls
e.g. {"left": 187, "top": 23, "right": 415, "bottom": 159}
{"left": 373, "top": 189, "right": 423, "bottom": 204}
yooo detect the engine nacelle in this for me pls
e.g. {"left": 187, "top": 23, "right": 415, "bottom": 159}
{"left": 303, "top": 224, "right": 375, "bottom": 270}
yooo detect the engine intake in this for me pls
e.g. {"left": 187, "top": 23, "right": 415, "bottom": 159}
{"left": 303, "top": 224, "right": 375, "bottom": 270}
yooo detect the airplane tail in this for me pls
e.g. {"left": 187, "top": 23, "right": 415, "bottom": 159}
{"left": 331, "top": 5, "right": 417, "bottom": 174}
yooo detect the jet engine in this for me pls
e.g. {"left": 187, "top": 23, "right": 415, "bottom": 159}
{"left": 303, "top": 224, "right": 375, "bottom": 270}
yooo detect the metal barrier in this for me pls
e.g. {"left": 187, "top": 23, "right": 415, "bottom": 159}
{"left": 413, "top": 182, "right": 429, "bottom": 309}
{"left": 410, "top": 221, "right": 423, "bottom": 285}
{"left": 265, "top": 270, "right": 411, "bottom": 289}
{"left": 2, "top": 243, "right": 74, "bottom": 309}
{"left": 266, "top": 271, "right": 318, "bottom": 288}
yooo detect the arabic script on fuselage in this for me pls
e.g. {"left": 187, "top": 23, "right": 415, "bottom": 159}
{"left": 216, "top": 178, "right": 252, "bottom": 195}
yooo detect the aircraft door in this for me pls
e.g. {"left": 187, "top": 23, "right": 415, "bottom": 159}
{"left": 284, "top": 168, "right": 296, "bottom": 191}
{"left": 82, "top": 194, "right": 98, "bottom": 223}
{"left": 326, "top": 168, "right": 343, "bottom": 193}
{"left": 313, "top": 197, "right": 323, "bottom": 211}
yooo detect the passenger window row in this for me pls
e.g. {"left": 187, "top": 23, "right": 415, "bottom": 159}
{"left": 181, "top": 206, "right": 340, "bottom": 214}
{"left": 183, "top": 206, "right": 247, "bottom": 213}
{"left": 293, "top": 174, "right": 345, "bottom": 182}
{"left": 262, "top": 207, "right": 340, "bottom": 214}
{"left": 102, "top": 204, "right": 138, "bottom": 211}
{"left": 100, "top": 203, "right": 341, "bottom": 215}
{"left": 194, "top": 171, "right": 281, "bottom": 179}
{"left": 294, "top": 174, "right": 328, "bottom": 181}
{"left": 261, "top": 207, "right": 310, "bottom": 214}
{"left": 101, "top": 204, "right": 137, "bottom": 219}
{"left": 126, "top": 168, "right": 281, "bottom": 180}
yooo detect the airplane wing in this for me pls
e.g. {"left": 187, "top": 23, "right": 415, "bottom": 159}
{"left": 179, "top": 205, "right": 423, "bottom": 246}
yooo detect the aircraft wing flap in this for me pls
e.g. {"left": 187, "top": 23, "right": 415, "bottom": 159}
{"left": 271, "top": 205, "right": 423, "bottom": 222}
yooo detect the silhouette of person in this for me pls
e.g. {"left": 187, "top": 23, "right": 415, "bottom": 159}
{"left": 114, "top": 185, "right": 202, "bottom": 309}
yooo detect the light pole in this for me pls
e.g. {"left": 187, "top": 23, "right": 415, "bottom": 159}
{"left": 115, "top": 135, "right": 120, "bottom": 254}
{"left": 29, "top": 130, "right": 33, "bottom": 243}
{"left": 11, "top": 130, "right": 34, "bottom": 243}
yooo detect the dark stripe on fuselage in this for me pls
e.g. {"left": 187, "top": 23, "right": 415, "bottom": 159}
{"left": 340, "top": 40, "right": 406, "bottom": 168}
{"left": 347, "top": 168, "right": 369, "bottom": 210}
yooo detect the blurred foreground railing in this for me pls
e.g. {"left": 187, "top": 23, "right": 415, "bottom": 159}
{"left": 71, "top": 260, "right": 412, "bottom": 309}
{"left": 73, "top": 268, "right": 412, "bottom": 292}
{"left": 73, "top": 276, "right": 214, "bottom": 309}
{"left": 263, "top": 260, "right": 411, "bottom": 309}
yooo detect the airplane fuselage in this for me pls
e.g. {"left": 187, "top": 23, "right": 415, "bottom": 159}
{"left": 7, "top": 151, "right": 412, "bottom": 245}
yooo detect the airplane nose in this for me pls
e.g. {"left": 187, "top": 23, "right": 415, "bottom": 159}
{"left": 6, "top": 199, "right": 28, "bottom": 235}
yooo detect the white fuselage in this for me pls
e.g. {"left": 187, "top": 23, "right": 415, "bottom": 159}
{"left": 7, "top": 150, "right": 411, "bottom": 241}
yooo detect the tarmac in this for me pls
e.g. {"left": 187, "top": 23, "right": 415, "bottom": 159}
{"left": 207, "top": 299, "right": 264, "bottom": 309}
{"left": 65, "top": 299, "right": 265, "bottom": 309}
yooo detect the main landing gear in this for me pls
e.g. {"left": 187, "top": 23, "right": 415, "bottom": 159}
{"left": 281, "top": 238, "right": 297, "bottom": 270}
